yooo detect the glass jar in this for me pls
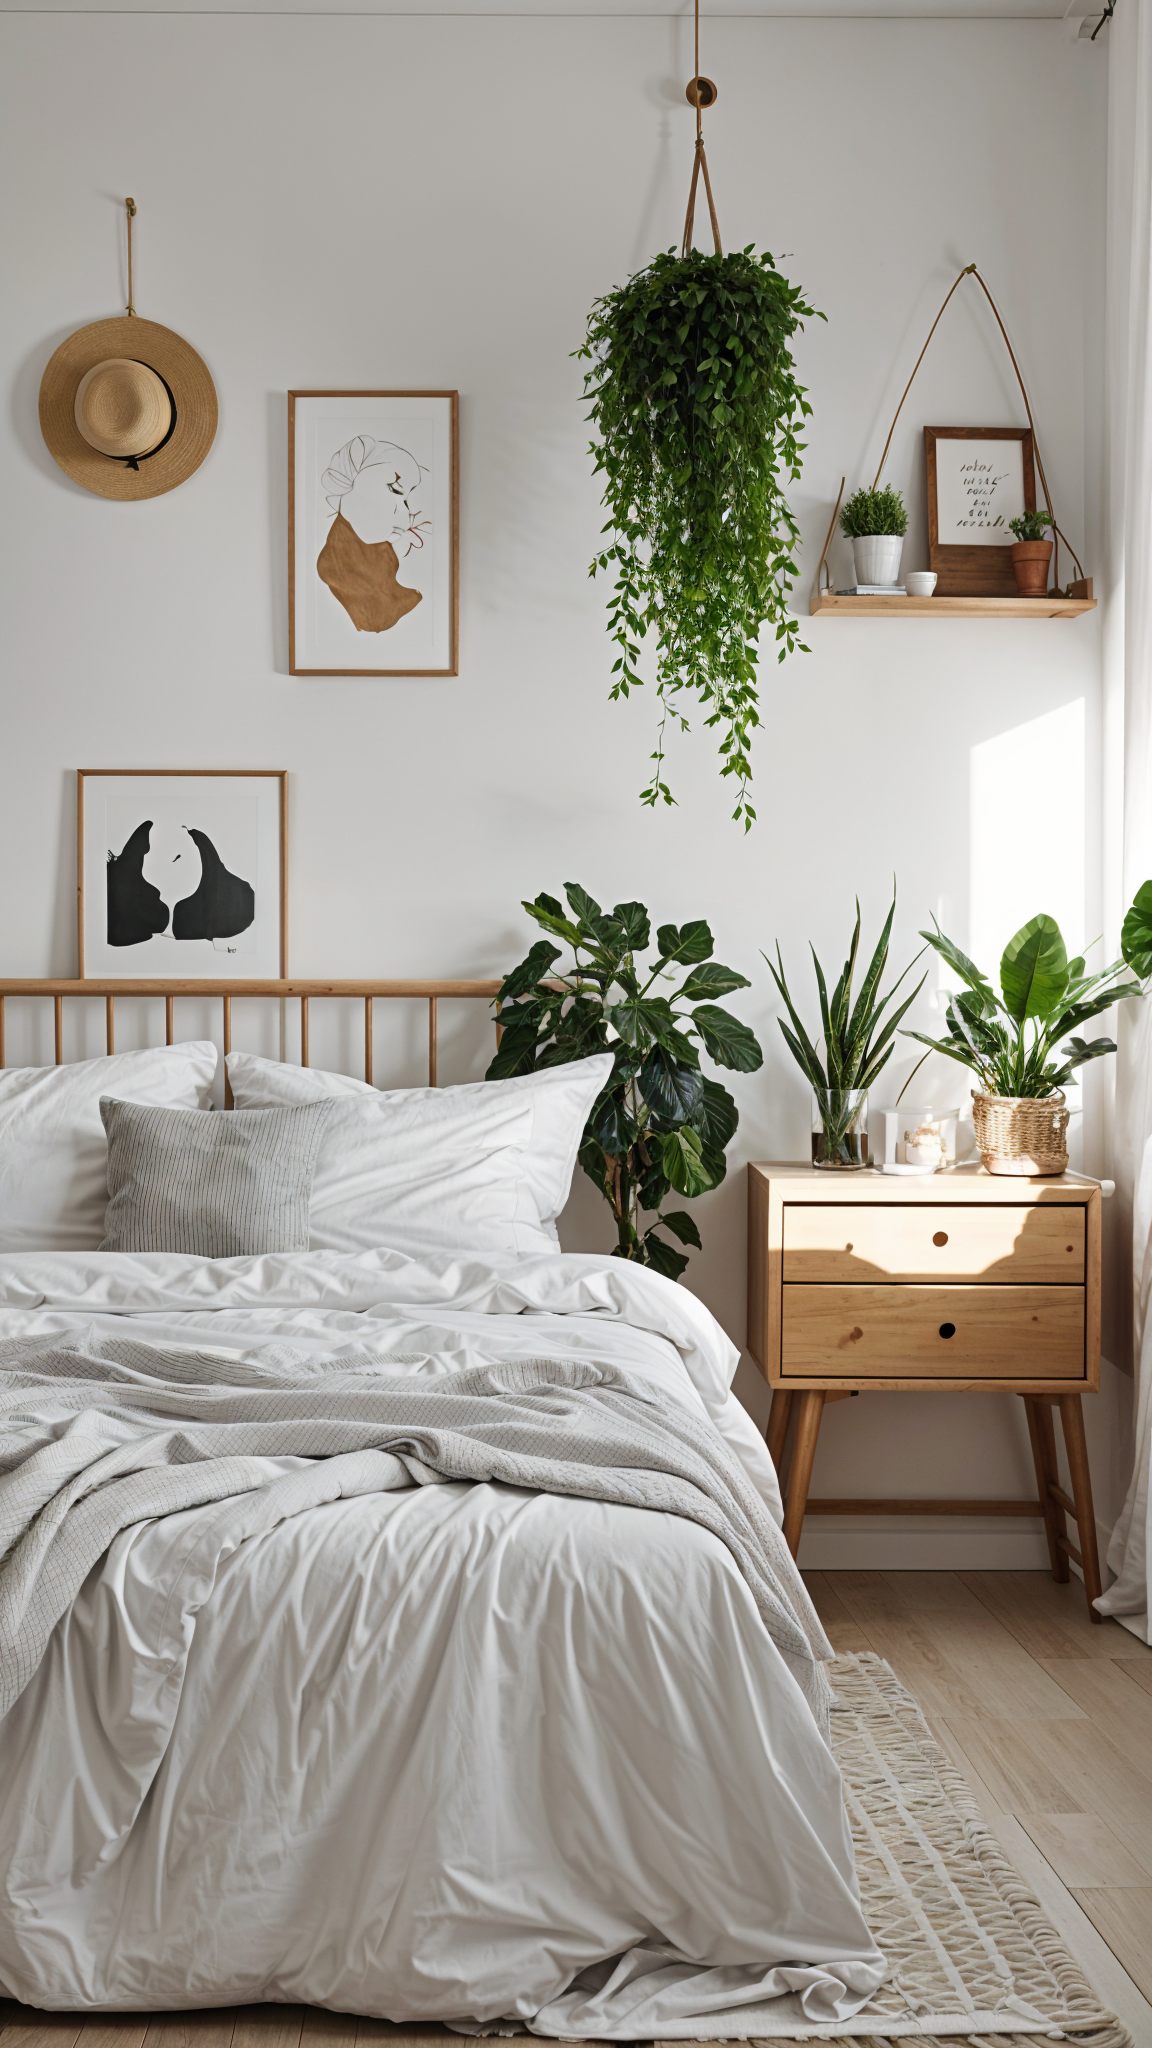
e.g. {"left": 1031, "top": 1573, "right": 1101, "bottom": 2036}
{"left": 811, "top": 1089, "right": 869, "bottom": 1169}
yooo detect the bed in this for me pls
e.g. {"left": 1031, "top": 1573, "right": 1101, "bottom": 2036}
{"left": 0, "top": 980, "right": 885, "bottom": 2039}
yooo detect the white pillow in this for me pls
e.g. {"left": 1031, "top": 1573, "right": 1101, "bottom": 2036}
{"left": 0, "top": 1041, "right": 218, "bottom": 1253}
{"left": 225, "top": 1050, "right": 613, "bottom": 1258}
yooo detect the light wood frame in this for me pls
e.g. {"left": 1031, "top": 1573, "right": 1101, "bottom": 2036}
{"left": 926, "top": 426, "right": 1037, "bottom": 597}
{"left": 0, "top": 978, "right": 501, "bottom": 1107}
{"left": 288, "top": 390, "right": 460, "bottom": 677}
{"left": 77, "top": 769, "right": 288, "bottom": 981}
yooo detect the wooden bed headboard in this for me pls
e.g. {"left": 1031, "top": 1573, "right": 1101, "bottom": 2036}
{"left": 0, "top": 979, "right": 503, "bottom": 1102}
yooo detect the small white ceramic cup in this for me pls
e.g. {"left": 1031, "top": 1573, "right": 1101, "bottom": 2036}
{"left": 904, "top": 571, "right": 938, "bottom": 597}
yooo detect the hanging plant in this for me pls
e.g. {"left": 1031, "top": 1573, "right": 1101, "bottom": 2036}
{"left": 576, "top": 37, "right": 822, "bottom": 830}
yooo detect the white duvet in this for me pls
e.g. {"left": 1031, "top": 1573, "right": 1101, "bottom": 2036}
{"left": 0, "top": 1248, "right": 885, "bottom": 2036}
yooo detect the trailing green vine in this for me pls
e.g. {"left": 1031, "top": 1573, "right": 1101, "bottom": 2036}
{"left": 576, "top": 246, "right": 822, "bottom": 829}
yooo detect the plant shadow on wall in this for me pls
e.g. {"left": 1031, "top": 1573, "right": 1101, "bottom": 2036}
{"left": 489, "top": 885, "right": 762, "bottom": 1278}
{"left": 576, "top": 22, "right": 822, "bottom": 831}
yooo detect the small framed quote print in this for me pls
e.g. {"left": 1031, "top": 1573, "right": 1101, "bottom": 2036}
{"left": 925, "top": 426, "right": 1036, "bottom": 596}
{"left": 289, "top": 390, "right": 459, "bottom": 676}
{"left": 78, "top": 769, "right": 288, "bottom": 979}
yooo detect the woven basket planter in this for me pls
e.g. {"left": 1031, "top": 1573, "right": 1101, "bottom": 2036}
{"left": 972, "top": 1090, "right": 1069, "bottom": 1176}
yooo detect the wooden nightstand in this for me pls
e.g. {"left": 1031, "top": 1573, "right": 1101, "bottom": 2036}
{"left": 747, "top": 1162, "right": 1104, "bottom": 1618}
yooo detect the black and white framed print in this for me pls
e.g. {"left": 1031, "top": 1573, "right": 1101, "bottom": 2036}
{"left": 289, "top": 390, "right": 459, "bottom": 676}
{"left": 78, "top": 770, "right": 288, "bottom": 978}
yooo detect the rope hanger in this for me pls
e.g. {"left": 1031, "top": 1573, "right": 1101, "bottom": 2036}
{"left": 125, "top": 197, "right": 137, "bottom": 316}
{"left": 815, "top": 262, "right": 1086, "bottom": 599}
{"left": 681, "top": 0, "right": 722, "bottom": 258}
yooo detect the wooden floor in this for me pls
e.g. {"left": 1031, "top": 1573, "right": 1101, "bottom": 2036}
{"left": 2, "top": 1572, "right": 1152, "bottom": 2048}
{"left": 806, "top": 1568, "right": 1152, "bottom": 2044}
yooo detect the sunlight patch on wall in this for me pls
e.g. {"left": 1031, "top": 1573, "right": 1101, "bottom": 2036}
{"left": 969, "top": 699, "right": 1086, "bottom": 975}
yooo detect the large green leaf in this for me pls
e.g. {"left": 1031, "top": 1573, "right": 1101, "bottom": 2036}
{"left": 641, "top": 1230, "right": 691, "bottom": 1282}
{"left": 1000, "top": 915, "right": 1069, "bottom": 1022}
{"left": 640, "top": 1048, "right": 704, "bottom": 1125}
{"left": 496, "top": 940, "right": 562, "bottom": 1005}
{"left": 691, "top": 1004, "right": 764, "bottom": 1072}
{"left": 1122, "top": 880, "right": 1152, "bottom": 979}
{"left": 659, "top": 1209, "right": 703, "bottom": 1249}
{"left": 563, "top": 883, "right": 602, "bottom": 928}
{"left": 610, "top": 900, "right": 651, "bottom": 951}
{"left": 588, "top": 1088, "right": 634, "bottom": 1158}
{"left": 920, "top": 920, "right": 997, "bottom": 1002}
{"left": 677, "top": 962, "right": 751, "bottom": 1002}
{"left": 524, "top": 896, "right": 583, "bottom": 948}
{"left": 697, "top": 1076, "right": 739, "bottom": 1153}
{"left": 657, "top": 1126, "right": 714, "bottom": 1197}
{"left": 656, "top": 920, "right": 714, "bottom": 965}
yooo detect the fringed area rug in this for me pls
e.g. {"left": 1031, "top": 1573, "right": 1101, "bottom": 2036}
{"left": 717, "top": 1650, "right": 1130, "bottom": 2046}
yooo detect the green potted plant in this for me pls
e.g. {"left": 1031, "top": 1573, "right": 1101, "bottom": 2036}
{"left": 1007, "top": 508, "right": 1054, "bottom": 597}
{"left": 765, "top": 890, "right": 926, "bottom": 1168}
{"left": 487, "top": 884, "right": 762, "bottom": 1276}
{"left": 902, "top": 901, "right": 1151, "bottom": 1174}
{"left": 839, "top": 485, "right": 908, "bottom": 589}
{"left": 577, "top": 248, "right": 822, "bottom": 830}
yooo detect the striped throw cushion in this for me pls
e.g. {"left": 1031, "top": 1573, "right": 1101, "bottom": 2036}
{"left": 99, "top": 1097, "right": 334, "bottom": 1257}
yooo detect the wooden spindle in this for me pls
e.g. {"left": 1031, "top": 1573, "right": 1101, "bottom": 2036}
{"left": 428, "top": 995, "right": 438, "bottom": 1086}
{"left": 223, "top": 996, "right": 233, "bottom": 1109}
{"left": 165, "top": 995, "right": 174, "bottom": 1045}
{"left": 54, "top": 995, "right": 63, "bottom": 1065}
{"left": 301, "top": 996, "right": 310, "bottom": 1068}
{"left": 106, "top": 995, "right": 115, "bottom": 1055}
{"left": 364, "top": 996, "right": 374, "bottom": 1086}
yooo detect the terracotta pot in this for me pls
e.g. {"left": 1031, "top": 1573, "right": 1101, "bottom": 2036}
{"left": 1011, "top": 539, "right": 1053, "bottom": 597}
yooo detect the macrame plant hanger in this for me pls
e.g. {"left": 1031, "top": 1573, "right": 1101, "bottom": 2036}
{"left": 682, "top": 0, "right": 722, "bottom": 257}
{"left": 813, "top": 262, "right": 1089, "bottom": 602}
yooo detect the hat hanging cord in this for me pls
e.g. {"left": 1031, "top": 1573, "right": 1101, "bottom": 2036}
{"left": 125, "top": 197, "right": 137, "bottom": 317}
{"left": 681, "top": 0, "right": 722, "bottom": 258}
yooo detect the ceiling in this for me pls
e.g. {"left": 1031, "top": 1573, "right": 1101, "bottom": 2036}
{"left": 0, "top": 0, "right": 1104, "bottom": 17}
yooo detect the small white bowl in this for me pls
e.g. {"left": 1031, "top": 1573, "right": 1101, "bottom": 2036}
{"left": 904, "top": 572, "right": 938, "bottom": 597}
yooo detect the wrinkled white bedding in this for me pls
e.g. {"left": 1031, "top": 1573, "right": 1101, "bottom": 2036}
{"left": 0, "top": 1249, "right": 885, "bottom": 2035}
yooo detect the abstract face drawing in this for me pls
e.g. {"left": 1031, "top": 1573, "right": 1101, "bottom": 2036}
{"left": 315, "top": 436, "right": 430, "bottom": 634}
{"left": 107, "top": 821, "right": 255, "bottom": 948}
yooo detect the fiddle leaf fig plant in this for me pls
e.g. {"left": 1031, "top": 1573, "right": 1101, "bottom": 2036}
{"left": 487, "top": 883, "right": 762, "bottom": 1279}
{"left": 901, "top": 906, "right": 1150, "bottom": 1099}
{"left": 577, "top": 247, "right": 823, "bottom": 830}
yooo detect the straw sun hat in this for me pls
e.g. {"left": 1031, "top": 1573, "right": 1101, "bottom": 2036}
{"left": 39, "top": 314, "right": 218, "bottom": 501}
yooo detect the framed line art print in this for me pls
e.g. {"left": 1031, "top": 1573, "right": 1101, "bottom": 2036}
{"left": 925, "top": 426, "right": 1036, "bottom": 596}
{"left": 78, "top": 770, "right": 288, "bottom": 979}
{"left": 289, "top": 391, "right": 459, "bottom": 675}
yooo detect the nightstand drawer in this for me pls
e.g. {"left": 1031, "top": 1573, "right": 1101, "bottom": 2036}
{"left": 780, "top": 1283, "right": 1085, "bottom": 1379}
{"left": 781, "top": 1202, "right": 1085, "bottom": 1285}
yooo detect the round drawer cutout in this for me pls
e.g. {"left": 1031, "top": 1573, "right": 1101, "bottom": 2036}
{"left": 939, "top": 1322, "right": 957, "bottom": 1339}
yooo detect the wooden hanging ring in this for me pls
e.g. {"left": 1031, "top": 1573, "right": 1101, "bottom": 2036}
{"left": 686, "top": 76, "right": 717, "bottom": 108}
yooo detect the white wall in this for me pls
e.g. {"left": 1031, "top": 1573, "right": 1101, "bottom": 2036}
{"left": 0, "top": 7, "right": 1118, "bottom": 1562}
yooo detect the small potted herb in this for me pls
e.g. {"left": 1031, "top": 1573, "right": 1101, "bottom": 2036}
{"left": 839, "top": 485, "right": 908, "bottom": 588}
{"left": 766, "top": 890, "right": 926, "bottom": 1168}
{"left": 1008, "top": 509, "right": 1053, "bottom": 597}
{"left": 902, "top": 901, "right": 1151, "bottom": 1174}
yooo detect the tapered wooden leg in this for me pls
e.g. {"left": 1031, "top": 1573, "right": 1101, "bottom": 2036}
{"left": 783, "top": 1391, "right": 825, "bottom": 1560}
{"left": 1058, "top": 1393, "right": 1104, "bottom": 1621}
{"left": 766, "top": 1390, "right": 793, "bottom": 1476}
{"left": 1022, "top": 1395, "right": 1064, "bottom": 1579}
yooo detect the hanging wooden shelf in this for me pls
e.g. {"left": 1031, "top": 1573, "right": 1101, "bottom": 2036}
{"left": 810, "top": 589, "right": 1097, "bottom": 619}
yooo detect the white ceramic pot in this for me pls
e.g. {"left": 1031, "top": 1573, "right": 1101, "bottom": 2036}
{"left": 852, "top": 534, "right": 904, "bottom": 586}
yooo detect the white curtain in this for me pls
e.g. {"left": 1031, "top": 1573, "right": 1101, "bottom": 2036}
{"left": 1094, "top": 0, "right": 1152, "bottom": 1635}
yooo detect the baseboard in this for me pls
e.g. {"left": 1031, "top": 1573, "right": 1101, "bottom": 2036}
{"left": 796, "top": 1511, "right": 1117, "bottom": 1576}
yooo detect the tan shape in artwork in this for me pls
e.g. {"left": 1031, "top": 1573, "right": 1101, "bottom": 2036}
{"left": 316, "top": 513, "right": 423, "bottom": 633}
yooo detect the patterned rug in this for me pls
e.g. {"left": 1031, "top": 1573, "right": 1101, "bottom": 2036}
{"left": 716, "top": 1651, "right": 1131, "bottom": 2045}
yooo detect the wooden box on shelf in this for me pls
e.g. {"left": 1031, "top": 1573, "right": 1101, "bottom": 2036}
{"left": 746, "top": 1161, "right": 1104, "bottom": 1616}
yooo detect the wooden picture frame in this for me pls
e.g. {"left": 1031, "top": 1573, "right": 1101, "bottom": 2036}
{"left": 77, "top": 769, "right": 288, "bottom": 979}
{"left": 925, "top": 427, "right": 1036, "bottom": 596}
{"left": 289, "top": 390, "right": 459, "bottom": 676}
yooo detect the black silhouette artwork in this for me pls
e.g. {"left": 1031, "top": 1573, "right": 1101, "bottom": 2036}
{"left": 106, "top": 821, "right": 169, "bottom": 947}
{"left": 106, "top": 821, "right": 255, "bottom": 949}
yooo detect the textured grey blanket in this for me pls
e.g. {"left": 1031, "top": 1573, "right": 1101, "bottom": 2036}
{"left": 0, "top": 1336, "right": 833, "bottom": 1733}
